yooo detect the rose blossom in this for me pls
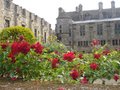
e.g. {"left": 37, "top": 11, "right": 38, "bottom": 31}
{"left": 90, "top": 62, "right": 99, "bottom": 70}
{"left": 94, "top": 53, "right": 101, "bottom": 59}
{"left": 70, "top": 69, "right": 79, "bottom": 80}
{"left": 114, "top": 74, "right": 119, "bottom": 81}
{"left": 80, "top": 77, "right": 88, "bottom": 84}
{"left": 63, "top": 52, "right": 75, "bottom": 62}
{"left": 51, "top": 58, "right": 59, "bottom": 68}
{"left": 31, "top": 42, "right": 44, "bottom": 54}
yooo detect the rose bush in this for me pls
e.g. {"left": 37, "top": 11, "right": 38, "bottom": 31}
{"left": 0, "top": 37, "right": 119, "bottom": 85}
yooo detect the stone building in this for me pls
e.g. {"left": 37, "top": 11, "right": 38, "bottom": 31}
{"left": 0, "top": 0, "right": 52, "bottom": 42}
{"left": 55, "top": 1, "right": 120, "bottom": 52}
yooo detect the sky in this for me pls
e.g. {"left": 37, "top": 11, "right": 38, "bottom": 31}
{"left": 13, "top": 0, "right": 120, "bottom": 30}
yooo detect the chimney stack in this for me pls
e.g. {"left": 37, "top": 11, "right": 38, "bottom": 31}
{"left": 99, "top": 2, "right": 103, "bottom": 10}
{"left": 111, "top": 1, "right": 115, "bottom": 9}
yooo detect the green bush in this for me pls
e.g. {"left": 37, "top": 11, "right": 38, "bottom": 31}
{"left": 0, "top": 26, "right": 36, "bottom": 43}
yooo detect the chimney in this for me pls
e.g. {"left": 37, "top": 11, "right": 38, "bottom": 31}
{"left": 99, "top": 2, "right": 103, "bottom": 10}
{"left": 79, "top": 4, "right": 83, "bottom": 12}
{"left": 111, "top": 1, "right": 116, "bottom": 18}
{"left": 76, "top": 7, "right": 79, "bottom": 12}
{"left": 98, "top": 2, "right": 103, "bottom": 19}
{"left": 111, "top": 1, "right": 115, "bottom": 9}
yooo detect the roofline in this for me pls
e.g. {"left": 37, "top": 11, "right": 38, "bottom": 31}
{"left": 73, "top": 18, "right": 120, "bottom": 24}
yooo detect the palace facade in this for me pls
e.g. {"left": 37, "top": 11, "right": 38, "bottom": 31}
{"left": 0, "top": 0, "right": 52, "bottom": 42}
{"left": 55, "top": 1, "right": 120, "bottom": 52}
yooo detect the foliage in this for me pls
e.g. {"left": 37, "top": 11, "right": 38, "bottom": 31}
{"left": 0, "top": 26, "right": 36, "bottom": 43}
{"left": 0, "top": 38, "right": 119, "bottom": 85}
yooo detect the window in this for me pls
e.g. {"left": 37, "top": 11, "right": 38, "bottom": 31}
{"left": 34, "top": 29, "right": 37, "bottom": 37}
{"left": 5, "top": 19, "right": 10, "bottom": 27}
{"left": 78, "top": 41, "right": 82, "bottom": 46}
{"left": 44, "top": 32, "right": 46, "bottom": 43}
{"left": 5, "top": 0, "right": 10, "bottom": 9}
{"left": 22, "top": 24, "right": 25, "bottom": 27}
{"left": 35, "top": 15, "right": 37, "bottom": 21}
{"left": 101, "top": 40, "right": 106, "bottom": 46}
{"left": 59, "top": 29, "right": 62, "bottom": 33}
{"left": 69, "top": 29, "right": 71, "bottom": 37}
{"left": 112, "top": 39, "right": 118, "bottom": 46}
{"left": 78, "top": 41, "right": 89, "bottom": 47}
{"left": 59, "top": 25, "right": 62, "bottom": 29}
{"left": 80, "top": 25, "right": 85, "bottom": 36}
{"left": 115, "top": 23, "right": 120, "bottom": 34}
{"left": 97, "top": 24, "right": 103, "bottom": 35}
{"left": 22, "top": 9, "right": 26, "bottom": 16}
{"left": 69, "top": 41, "right": 71, "bottom": 45}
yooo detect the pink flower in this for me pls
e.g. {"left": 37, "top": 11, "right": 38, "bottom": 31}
{"left": 63, "top": 52, "right": 75, "bottom": 62}
{"left": 114, "top": 74, "right": 119, "bottom": 81}
{"left": 70, "top": 69, "right": 79, "bottom": 80}
{"left": 94, "top": 53, "right": 101, "bottom": 59}
{"left": 79, "top": 53, "right": 83, "bottom": 59}
{"left": 80, "top": 77, "right": 88, "bottom": 84}
{"left": 90, "top": 62, "right": 99, "bottom": 70}
{"left": 51, "top": 58, "right": 59, "bottom": 68}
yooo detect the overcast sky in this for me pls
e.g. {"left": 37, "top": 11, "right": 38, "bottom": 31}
{"left": 13, "top": 0, "right": 120, "bottom": 29}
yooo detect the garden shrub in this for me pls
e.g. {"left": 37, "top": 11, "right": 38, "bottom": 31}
{"left": 0, "top": 26, "right": 36, "bottom": 43}
{"left": 0, "top": 37, "right": 119, "bottom": 84}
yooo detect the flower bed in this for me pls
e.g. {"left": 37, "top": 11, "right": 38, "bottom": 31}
{"left": 0, "top": 35, "right": 120, "bottom": 89}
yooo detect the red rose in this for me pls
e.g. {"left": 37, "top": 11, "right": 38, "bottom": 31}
{"left": 102, "top": 50, "right": 110, "bottom": 55}
{"left": 31, "top": 42, "right": 43, "bottom": 54}
{"left": 70, "top": 69, "right": 79, "bottom": 80}
{"left": 1, "top": 43, "right": 8, "bottom": 49}
{"left": 19, "top": 35, "right": 24, "bottom": 41}
{"left": 90, "top": 62, "right": 98, "bottom": 70}
{"left": 63, "top": 52, "right": 75, "bottom": 62}
{"left": 54, "top": 51, "right": 59, "bottom": 55}
{"left": 8, "top": 52, "right": 16, "bottom": 63}
{"left": 80, "top": 77, "right": 88, "bottom": 84}
{"left": 91, "top": 39, "right": 100, "bottom": 46}
{"left": 114, "top": 74, "right": 119, "bottom": 81}
{"left": 19, "top": 41, "right": 30, "bottom": 55}
{"left": 51, "top": 58, "right": 59, "bottom": 68}
{"left": 79, "top": 53, "right": 83, "bottom": 59}
{"left": 94, "top": 53, "right": 101, "bottom": 59}
{"left": 11, "top": 42, "right": 20, "bottom": 55}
